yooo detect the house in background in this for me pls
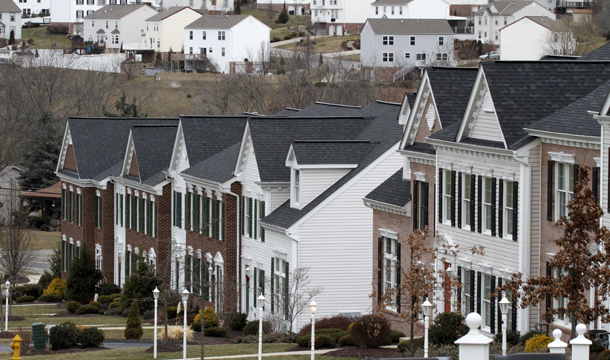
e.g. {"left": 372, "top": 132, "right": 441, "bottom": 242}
{"left": 310, "top": 0, "right": 370, "bottom": 36}
{"left": 83, "top": 4, "right": 157, "bottom": 53}
{"left": 370, "top": 0, "right": 450, "bottom": 19}
{"left": 256, "top": 0, "right": 309, "bottom": 15}
{"left": 0, "top": 0, "right": 22, "bottom": 43}
{"left": 12, "top": 0, "right": 49, "bottom": 20}
{"left": 50, "top": 0, "right": 105, "bottom": 35}
{"left": 183, "top": 15, "right": 270, "bottom": 74}
{"left": 0, "top": 166, "right": 22, "bottom": 223}
{"left": 144, "top": 6, "right": 203, "bottom": 53}
{"left": 162, "top": 0, "right": 233, "bottom": 14}
{"left": 474, "top": 1, "right": 554, "bottom": 46}
{"left": 361, "top": 19, "right": 455, "bottom": 82}
{"left": 500, "top": 16, "right": 574, "bottom": 60}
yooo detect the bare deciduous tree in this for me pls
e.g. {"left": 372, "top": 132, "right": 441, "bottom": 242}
{"left": 0, "top": 194, "right": 38, "bottom": 284}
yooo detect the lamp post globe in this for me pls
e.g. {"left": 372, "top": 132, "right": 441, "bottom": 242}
{"left": 422, "top": 300, "right": 432, "bottom": 358}
{"left": 181, "top": 289, "right": 189, "bottom": 360}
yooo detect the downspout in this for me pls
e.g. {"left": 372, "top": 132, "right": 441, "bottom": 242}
{"left": 225, "top": 188, "right": 241, "bottom": 312}
{"left": 512, "top": 151, "right": 531, "bottom": 333}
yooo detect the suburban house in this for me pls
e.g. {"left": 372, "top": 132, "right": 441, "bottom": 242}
{"left": 144, "top": 6, "right": 203, "bottom": 53}
{"left": 50, "top": 0, "right": 105, "bottom": 35}
{"left": 360, "top": 19, "right": 455, "bottom": 82}
{"left": 256, "top": 0, "right": 309, "bottom": 15}
{"left": 370, "top": 0, "right": 451, "bottom": 19}
{"left": 183, "top": 15, "right": 270, "bottom": 74}
{"left": 310, "top": 0, "right": 370, "bottom": 36}
{"left": 473, "top": 1, "right": 554, "bottom": 46}
{"left": 162, "top": 0, "right": 234, "bottom": 14}
{"left": 444, "top": 0, "right": 489, "bottom": 16}
{"left": 499, "top": 16, "right": 575, "bottom": 60}
{"left": 0, "top": 0, "right": 21, "bottom": 42}
{"left": 83, "top": 4, "right": 157, "bottom": 53}
{"left": 0, "top": 165, "right": 22, "bottom": 223}
{"left": 13, "top": 0, "right": 49, "bottom": 19}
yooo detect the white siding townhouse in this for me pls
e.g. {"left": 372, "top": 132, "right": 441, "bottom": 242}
{"left": 162, "top": 0, "right": 234, "bottom": 13}
{"left": 310, "top": 0, "right": 370, "bottom": 36}
{"left": 500, "top": 16, "right": 575, "bottom": 60}
{"left": 0, "top": 0, "right": 21, "bottom": 42}
{"left": 83, "top": 4, "right": 157, "bottom": 53}
{"left": 361, "top": 19, "right": 455, "bottom": 82}
{"left": 50, "top": 0, "right": 105, "bottom": 35}
{"left": 183, "top": 15, "right": 270, "bottom": 74}
{"left": 256, "top": 0, "right": 309, "bottom": 15}
{"left": 14, "top": 0, "right": 50, "bottom": 19}
{"left": 370, "top": 0, "right": 450, "bottom": 20}
{"left": 144, "top": 6, "right": 203, "bottom": 53}
{"left": 474, "top": 0, "right": 554, "bottom": 46}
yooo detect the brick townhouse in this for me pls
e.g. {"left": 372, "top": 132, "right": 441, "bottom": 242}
{"left": 369, "top": 61, "right": 610, "bottom": 337}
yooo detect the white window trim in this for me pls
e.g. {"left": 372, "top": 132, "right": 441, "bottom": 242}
{"left": 482, "top": 177, "right": 492, "bottom": 235}
{"left": 503, "top": 180, "right": 514, "bottom": 240}
{"left": 552, "top": 267, "right": 570, "bottom": 327}
{"left": 291, "top": 167, "right": 301, "bottom": 208}
{"left": 480, "top": 272, "right": 492, "bottom": 332}
{"left": 442, "top": 169, "right": 452, "bottom": 225}
{"left": 555, "top": 162, "right": 574, "bottom": 220}
{"left": 548, "top": 151, "right": 575, "bottom": 164}
{"left": 383, "top": 237, "right": 398, "bottom": 311}
{"left": 462, "top": 173, "right": 472, "bottom": 231}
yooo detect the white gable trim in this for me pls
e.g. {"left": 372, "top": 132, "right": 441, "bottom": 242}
{"left": 168, "top": 121, "right": 186, "bottom": 174}
{"left": 456, "top": 67, "right": 485, "bottom": 142}
{"left": 398, "top": 92, "right": 412, "bottom": 126}
{"left": 233, "top": 121, "right": 251, "bottom": 177}
{"left": 400, "top": 71, "right": 436, "bottom": 149}
{"left": 56, "top": 123, "right": 78, "bottom": 177}
{"left": 121, "top": 130, "right": 142, "bottom": 183}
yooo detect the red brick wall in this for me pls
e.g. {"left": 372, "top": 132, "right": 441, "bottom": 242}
{"left": 64, "top": 145, "right": 78, "bottom": 171}
{"left": 99, "top": 183, "right": 115, "bottom": 283}
{"left": 129, "top": 152, "right": 139, "bottom": 177}
{"left": 414, "top": 98, "right": 441, "bottom": 143}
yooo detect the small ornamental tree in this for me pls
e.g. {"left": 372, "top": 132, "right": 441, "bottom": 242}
{"left": 497, "top": 166, "right": 610, "bottom": 338}
{"left": 235, "top": 0, "right": 241, "bottom": 14}
{"left": 124, "top": 300, "right": 143, "bottom": 339}
{"left": 121, "top": 260, "right": 161, "bottom": 311}
{"left": 65, "top": 245, "right": 103, "bottom": 303}
{"left": 278, "top": 3, "right": 289, "bottom": 24}
{"left": 8, "top": 30, "right": 15, "bottom": 45}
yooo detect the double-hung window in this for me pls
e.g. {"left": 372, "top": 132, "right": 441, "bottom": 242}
{"left": 482, "top": 177, "right": 493, "bottom": 233}
{"left": 271, "top": 257, "right": 288, "bottom": 315}
{"left": 202, "top": 31, "right": 206, "bottom": 40}
{"left": 462, "top": 174, "right": 472, "bottom": 229}
{"left": 375, "top": 6, "right": 378, "bottom": 14}
{"left": 391, "top": 6, "right": 394, "bottom": 14}
{"left": 461, "top": 268, "right": 472, "bottom": 314}
{"left": 242, "top": 196, "right": 266, "bottom": 241}
{"left": 413, "top": 181, "right": 429, "bottom": 231}
{"left": 503, "top": 180, "right": 514, "bottom": 238}
{"left": 382, "top": 35, "right": 394, "bottom": 45}
{"left": 442, "top": 169, "right": 453, "bottom": 224}
{"left": 553, "top": 267, "right": 568, "bottom": 324}
{"left": 218, "top": 31, "right": 225, "bottom": 40}
{"left": 556, "top": 162, "right": 574, "bottom": 219}
{"left": 173, "top": 191, "right": 182, "bottom": 228}
{"left": 481, "top": 273, "right": 491, "bottom": 329}
{"left": 189, "top": 31, "right": 193, "bottom": 40}
{"left": 293, "top": 169, "right": 300, "bottom": 204}
{"left": 410, "top": 36, "right": 415, "bottom": 45}
{"left": 439, "top": 36, "right": 444, "bottom": 46}
{"left": 383, "top": 237, "right": 398, "bottom": 308}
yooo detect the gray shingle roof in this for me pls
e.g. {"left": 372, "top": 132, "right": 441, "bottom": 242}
{"left": 288, "top": 102, "right": 363, "bottom": 117}
{"left": 146, "top": 6, "right": 202, "bottom": 21}
{"left": 477, "top": 1, "right": 535, "bottom": 15}
{"left": 291, "top": 140, "right": 378, "bottom": 165}
{"left": 364, "top": 168, "right": 411, "bottom": 207}
{"left": 0, "top": 0, "right": 20, "bottom": 13}
{"left": 261, "top": 101, "right": 403, "bottom": 229}
{"left": 274, "top": 108, "right": 301, "bottom": 116}
{"left": 182, "top": 142, "right": 241, "bottom": 183}
{"left": 66, "top": 118, "right": 178, "bottom": 181}
{"left": 371, "top": 0, "right": 413, "bottom": 5}
{"left": 526, "top": 79, "right": 610, "bottom": 138}
{"left": 131, "top": 125, "right": 178, "bottom": 186}
{"left": 521, "top": 16, "right": 567, "bottom": 32}
{"left": 403, "top": 141, "right": 436, "bottom": 154}
{"left": 85, "top": 4, "right": 151, "bottom": 19}
{"left": 185, "top": 14, "right": 252, "bottom": 29}
{"left": 365, "top": 18, "right": 454, "bottom": 35}
{"left": 579, "top": 42, "right": 610, "bottom": 61}
{"left": 427, "top": 66, "right": 478, "bottom": 127}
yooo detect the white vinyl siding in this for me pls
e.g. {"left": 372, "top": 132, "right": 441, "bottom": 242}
{"left": 468, "top": 94, "right": 504, "bottom": 143}
{"left": 299, "top": 168, "right": 351, "bottom": 207}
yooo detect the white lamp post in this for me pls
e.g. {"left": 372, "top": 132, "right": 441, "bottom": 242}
{"left": 181, "top": 289, "right": 189, "bottom": 360}
{"left": 153, "top": 287, "right": 160, "bottom": 359}
{"left": 422, "top": 300, "right": 432, "bottom": 358}
{"left": 4, "top": 280, "right": 9, "bottom": 332}
{"left": 310, "top": 299, "right": 317, "bottom": 360}
{"left": 499, "top": 295, "right": 511, "bottom": 356}
{"left": 257, "top": 294, "right": 265, "bottom": 360}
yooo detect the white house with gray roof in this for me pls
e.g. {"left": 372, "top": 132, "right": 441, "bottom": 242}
{"left": 162, "top": 0, "right": 233, "bottom": 13}
{"left": 361, "top": 18, "right": 455, "bottom": 81}
{"left": 370, "top": 0, "right": 451, "bottom": 19}
{"left": 0, "top": 0, "right": 21, "bottom": 42}
{"left": 183, "top": 15, "right": 270, "bottom": 74}
{"left": 500, "top": 16, "right": 575, "bottom": 60}
{"left": 474, "top": 0, "right": 554, "bottom": 46}
{"left": 144, "top": 6, "right": 203, "bottom": 53}
{"left": 83, "top": 4, "right": 157, "bottom": 52}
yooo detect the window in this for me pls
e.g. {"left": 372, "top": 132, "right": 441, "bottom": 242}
{"left": 94, "top": 195, "right": 102, "bottom": 229}
{"left": 495, "top": 17, "right": 498, "bottom": 25}
{"left": 504, "top": 16, "right": 507, "bottom": 25}
{"left": 387, "top": 52, "right": 394, "bottom": 62}
{"left": 413, "top": 181, "right": 429, "bottom": 231}
{"left": 484, "top": 31, "right": 487, "bottom": 38}
{"left": 209, "top": 47, "right": 212, "bottom": 53}
{"left": 416, "top": 53, "right": 426, "bottom": 61}
{"left": 382, "top": 35, "right": 394, "bottom": 45}
{"left": 495, "top": 31, "right": 498, "bottom": 41}
{"left": 218, "top": 31, "right": 225, "bottom": 40}
{"left": 314, "top": 9, "right": 318, "bottom": 16}
{"left": 221, "top": 47, "right": 225, "bottom": 56}
{"left": 189, "top": 31, "right": 193, "bottom": 40}
{"left": 556, "top": 163, "right": 574, "bottom": 219}
{"left": 503, "top": 180, "right": 514, "bottom": 238}
{"left": 391, "top": 6, "right": 394, "bottom": 14}
{"left": 439, "top": 36, "right": 444, "bottom": 46}
{"left": 105, "top": 20, "right": 108, "bottom": 28}
{"left": 443, "top": 53, "right": 448, "bottom": 61}
{"left": 375, "top": 6, "right": 378, "bottom": 14}
{"left": 92, "top": 20, "right": 94, "bottom": 27}
{"left": 293, "top": 169, "right": 300, "bottom": 204}
{"left": 202, "top": 31, "right": 206, "bottom": 40}
{"left": 189, "top": 47, "right": 193, "bottom": 54}
{"left": 461, "top": 268, "right": 472, "bottom": 314}
{"left": 481, "top": 273, "right": 491, "bottom": 329}
{"left": 76, "top": 10, "right": 84, "bottom": 18}
{"left": 482, "top": 177, "right": 492, "bottom": 233}
{"left": 478, "top": 16, "right": 481, "bottom": 25}
{"left": 410, "top": 36, "right": 415, "bottom": 45}
{"left": 157, "top": 39, "right": 160, "bottom": 48}
{"left": 112, "top": 35, "right": 119, "bottom": 44}
{"left": 553, "top": 267, "right": 568, "bottom": 324}
{"left": 462, "top": 174, "right": 472, "bottom": 229}
{"left": 405, "top": 52, "right": 410, "bottom": 59}
{"left": 478, "top": 31, "right": 482, "bottom": 39}
{"left": 271, "top": 257, "right": 288, "bottom": 315}
{"left": 76, "top": 0, "right": 83, "bottom": 4}
{"left": 399, "top": 6, "right": 402, "bottom": 14}
{"left": 484, "top": 17, "right": 487, "bottom": 25}
{"left": 442, "top": 169, "right": 452, "bottom": 224}
{"left": 383, "top": 6, "right": 386, "bottom": 13}
{"left": 173, "top": 191, "right": 182, "bottom": 228}
{"left": 437, "top": 53, "right": 442, "bottom": 61}
{"left": 383, "top": 237, "right": 398, "bottom": 308}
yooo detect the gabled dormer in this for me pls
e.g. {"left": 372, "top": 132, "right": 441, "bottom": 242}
{"left": 285, "top": 140, "right": 376, "bottom": 209}
{"left": 397, "top": 92, "right": 416, "bottom": 127}
{"left": 400, "top": 70, "right": 441, "bottom": 151}
{"left": 56, "top": 123, "right": 80, "bottom": 178}
{"left": 169, "top": 121, "right": 190, "bottom": 175}
{"left": 122, "top": 130, "right": 142, "bottom": 183}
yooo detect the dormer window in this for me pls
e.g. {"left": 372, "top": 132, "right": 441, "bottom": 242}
{"left": 294, "top": 169, "right": 300, "bottom": 204}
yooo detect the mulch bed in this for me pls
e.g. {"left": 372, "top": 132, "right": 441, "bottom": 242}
{"left": 0, "top": 331, "right": 16, "bottom": 338}
{"left": 323, "top": 348, "right": 404, "bottom": 358}
{"left": 23, "top": 347, "right": 111, "bottom": 356}
{"left": 142, "top": 343, "right": 183, "bottom": 353}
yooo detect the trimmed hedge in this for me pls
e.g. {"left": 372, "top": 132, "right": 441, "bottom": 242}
{"left": 98, "top": 295, "right": 113, "bottom": 304}
{"left": 338, "top": 335, "right": 355, "bottom": 347}
{"left": 39, "top": 294, "right": 63, "bottom": 303}
{"left": 15, "top": 295, "right": 35, "bottom": 303}
{"left": 315, "top": 334, "right": 334, "bottom": 349}
{"left": 78, "top": 327, "right": 105, "bottom": 348}
{"left": 76, "top": 304, "right": 100, "bottom": 315}
{"left": 50, "top": 322, "right": 79, "bottom": 350}
{"left": 390, "top": 330, "right": 406, "bottom": 344}
{"left": 67, "top": 301, "right": 82, "bottom": 313}
{"left": 205, "top": 327, "right": 227, "bottom": 337}
{"left": 244, "top": 320, "right": 272, "bottom": 336}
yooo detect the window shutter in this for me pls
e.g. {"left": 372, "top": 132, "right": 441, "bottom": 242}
{"left": 470, "top": 174, "right": 476, "bottom": 232}
{"left": 254, "top": 200, "right": 258, "bottom": 239}
{"left": 153, "top": 202, "right": 157, "bottom": 237}
{"left": 177, "top": 193, "right": 182, "bottom": 229}
{"left": 593, "top": 167, "right": 600, "bottom": 204}
{"left": 438, "top": 169, "right": 443, "bottom": 224}
{"left": 260, "top": 270, "right": 265, "bottom": 296}
{"left": 490, "top": 275, "right": 496, "bottom": 334}
{"left": 477, "top": 175, "right": 482, "bottom": 233}
{"left": 457, "top": 266, "right": 462, "bottom": 312}
{"left": 271, "top": 258, "right": 275, "bottom": 314}
{"left": 203, "top": 196, "right": 209, "bottom": 235}
{"left": 186, "top": 255, "right": 191, "bottom": 284}
{"left": 248, "top": 198, "right": 253, "bottom": 237}
{"left": 396, "top": 242, "right": 401, "bottom": 313}
{"left": 378, "top": 237, "right": 383, "bottom": 306}
{"left": 220, "top": 201, "right": 225, "bottom": 241}
{"left": 513, "top": 181, "right": 519, "bottom": 242}
{"left": 470, "top": 270, "right": 475, "bottom": 312}
{"left": 498, "top": 180, "right": 504, "bottom": 237}
{"left": 491, "top": 178, "right": 497, "bottom": 237}
{"left": 261, "top": 202, "right": 266, "bottom": 242}
{"left": 413, "top": 181, "right": 419, "bottom": 230}
{"left": 284, "top": 261, "right": 289, "bottom": 319}
{"left": 573, "top": 164, "right": 580, "bottom": 192}
{"left": 422, "top": 182, "right": 429, "bottom": 230}
{"left": 497, "top": 278, "right": 503, "bottom": 334}
{"left": 457, "top": 173, "right": 462, "bottom": 228}
{"left": 547, "top": 161, "right": 554, "bottom": 221}
{"left": 476, "top": 271, "right": 481, "bottom": 314}
{"left": 546, "top": 262, "right": 552, "bottom": 322}
{"left": 451, "top": 170, "right": 456, "bottom": 227}
{"left": 253, "top": 267, "right": 257, "bottom": 300}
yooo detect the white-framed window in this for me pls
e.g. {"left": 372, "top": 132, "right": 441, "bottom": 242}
{"left": 439, "top": 36, "right": 444, "bottom": 46}
{"left": 189, "top": 30, "right": 193, "bottom": 40}
{"left": 202, "top": 31, "right": 206, "bottom": 40}
{"left": 462, "top": 174, "right": 472, "bottom": 229}
{"left": 391, "top": 6, "right": 394, "bottom": 14}
{"left": 221, "top": 47, "right": 225, "bottom": 56}
{"left": 410, "top": 36, "right": 415, "bottom": 45}
{"left": 495, "top": 17, "right": 498, "bottom": 25}
{"left": 189, "top": 47, "right": 193, "bottom": 54}
{"left": 553, "top": 267, "right": 568, "bottom": 325}
{"left": 105, "top": 20, "right": 108, "bottom": 28}
{"left": 383, "top": 6, "right": 386, "bottom": 13}
{"left": 405, "top": 52, "right": 410, "bottom": 59}
{"left": 556, "top": 163, "right": 574, "bottom": 219}
{"left": 504, "top": 16, "right": 507, "bottom": 25}
{"left": 481, "top": 273, "right": 492, "bottom": 330}
{"left": 482, "top": 177, "right": 492, "bottom": 234}
{"left": 478, "top": 31, "right": 482, "bottom": 39}
{"left": 209, "top": 47, "right": 212, "bottom": 53}
{"left": 272, "top": 257, "right": 287, "bottom": 314}
{"left": 442, "top": 169, "right": 452, "bottom": 224}
{"left": 416, "top": 53, "right": 426, "bottom": 60}
{"left": 461, "top": 268, "right": 472, "bottom": 314}
{"left": 495, "top": 31, "right": 499, "bottom": 40}
{"left": 218, "top": 30, "right": 225, "bottom": 40}
{"left": 478, "top": 16, "right": 481, "bottom": 25}
{"left": 375, "top": 6, "right": 378, "bottom": 14}
{"left": 76, "top": 10, "right": 84, "bottom": 18}
{"left": 399, "top": 6, "right": 402, "bottom": 14}
{"left": 503, "top": 180, "right": 514, "bottom": 238}
{"left": 293, "top": 169, "right": 301, "bottom": 204}
{"left": 92, "top": 20, "right": 94, "bottom": 27}
{"left": 382, "top": 35, "right": 393, "bottom": 45}
{"left": 157, "top": 39, "right": 160, "bottom": 48}
{"left": 383, "top": 237, "right": 398, "bottom": 309}
{"left": 314, "top": 9, "right": 318, "bottom": 16}
{"left": 484, "top": 16, "right": 487, "bottom": 25}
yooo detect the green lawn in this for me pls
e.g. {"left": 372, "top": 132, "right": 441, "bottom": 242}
{"left": 22, "top": 27, "right": 72, "bottom": 49}
{"left": 31, "top": 231, "right": 60, "bottom": 251}
{"left": 0, "top": 343, "right": 303, "bottom": 360}
{"left": 277, "top": 35, "right": 359, "bottom": 54}
{"left": 10, "top": 304, "right": 61, "bottom": 316}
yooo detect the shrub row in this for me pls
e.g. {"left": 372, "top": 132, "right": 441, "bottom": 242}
{"left": 49, "top": 322, "right": 104, "bottom": 350}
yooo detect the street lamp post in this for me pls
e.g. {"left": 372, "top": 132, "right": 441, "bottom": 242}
{"left": 257, "top": 294, "right": 265, "bottom": 360}
{"left": 153, "top": 287, "right": 160, "bottom": 359}
{"left": 310, "top": 299, "right": 317, "bottom": 360}
{"left": 499, "top": 295, "right": 511, "bottom": 356}
{"left": 422, "top": 300, "right": 432, "bottom": 358}
{"left": 4, "top": 280, "right": 9, "bottom": 332}
{"left": 182, "top": 289, "right": 189, "bottom": 360}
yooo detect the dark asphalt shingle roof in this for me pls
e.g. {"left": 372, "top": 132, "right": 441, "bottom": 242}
{"left": 0, "top": 0, "right": 20, "bottom": 13}
{"left": 364, "top": 168, "right": 411, "bottom": 207}
{"left": 371, "top": 0, "right": 413, "bottom": 5}
{"left": 526, "top": 80, "right": 610, "bottom": 138}
{"left": 366, "top": 18, "right": 454, "bottom": 35}
{"left": 262, "top": 101, "right": 403, "bottom": 229}
{"left": 66, "top": 118, "right": 178, "bottom": 180}
{"left": 291, "top": 141, "right": 378, "bottom": 165}
{"left": 579, "top": 42, "right": 610, "bottom": 60}
{"left": 427, "top": 66, "right": 478, "bottom": 127}
{"left": 131, "top": 125, "right": 178, "bottom": 186}
{"left": 405, "top": 92, "right": 416, "bottom": 109}
{"left": 85, "top": 4, "right": 150, "bottom": 19}
{"left": 182, "top": 142, "right": 241, "bottom": 183}
{"left": 475, "top": 1, "right": 535, "bottom": 15}
{"left": 274, "top": 108, "right": 301, "bottom": 116}
{"left": 288, "top": 102, "right": 363, "bottom": 117}
{"left": 403, "top": 141, "right": 436, "bottom": 154}
{"left": 146, "top": 6, "right": 203, "bottom": 21}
